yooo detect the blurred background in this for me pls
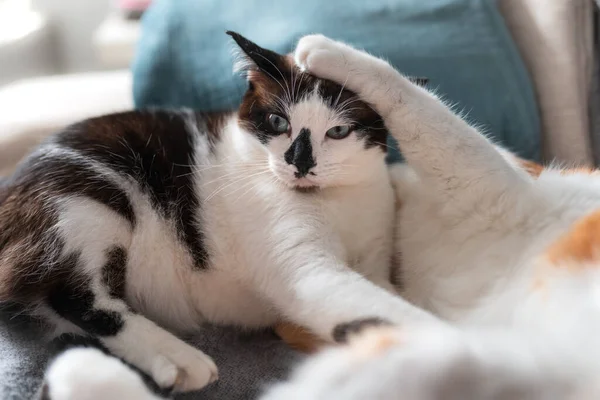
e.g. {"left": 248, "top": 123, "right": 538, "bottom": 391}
{"left": 0, "top": 0, "right": 598, "bottom": 176}
{"left": 0, "top": 0, "right": 143, "bottom": 82}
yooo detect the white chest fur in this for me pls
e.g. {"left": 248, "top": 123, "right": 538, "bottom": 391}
{"left": 125, "top": 125, "right": 396, "bottom": 332}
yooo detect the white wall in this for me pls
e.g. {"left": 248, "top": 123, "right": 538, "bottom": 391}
{"left": 32, "top": 0, "right": 111, "bottom": 73}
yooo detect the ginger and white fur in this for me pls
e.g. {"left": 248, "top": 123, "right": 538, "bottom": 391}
{"left": 44, "top": 34, "right": 600, "bottom": 399}
{"left": 267, "top": 35, "right": 600, "bottom": 398}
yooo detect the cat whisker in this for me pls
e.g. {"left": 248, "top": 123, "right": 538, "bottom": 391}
{"left": 175, "top": 163, "right": 269, "bottom": 178}
{"left": 229, "top": 173, "right": 275, "bottom": 205}
{"left": 200, "top": 166, "right": 270, "bottom": 187}
{"left": 204, "top": 168, "right": 273, "bottom": 203}
{"left": 333, "top": 72, "right": 350, "bottom": 109}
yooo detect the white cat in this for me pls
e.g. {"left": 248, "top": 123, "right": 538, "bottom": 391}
{"left": 263, "top": 35, "right": 600, "bottom": 399}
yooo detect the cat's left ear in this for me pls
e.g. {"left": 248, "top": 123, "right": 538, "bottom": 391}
{"left": 408, "top": 76, "right": 429, "bottom": 87}
{"left": 226, "top": 31, "right": 288, "bottom": 81}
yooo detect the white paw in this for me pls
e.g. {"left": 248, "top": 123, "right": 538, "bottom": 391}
{"left": 44, "top": 348, "right": 164, "bottom": 400}
{"left": 294, "top": 34, "right": 350, "bottom": 82}
{"left": 154, "top": 348, "right": 218, "bottom": 393}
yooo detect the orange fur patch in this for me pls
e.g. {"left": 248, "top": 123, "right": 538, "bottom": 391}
{"left": 546, "top": 210, "right": 600, "bottom": 266}
{"left": 349, "top": 327, "right": 401, "bottom": 357}
{"left": 514, "top": 157, "right": 598, "bottom": 178}
{"left": 274, "top": 322, "right": 329, "bottom": 354}
{"left": 517, "top": 159, "right": 544, "bottom": 178}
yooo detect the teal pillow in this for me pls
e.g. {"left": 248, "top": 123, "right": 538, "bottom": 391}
{"left": 133, "top": 0, "right": 540, "bottom": 162}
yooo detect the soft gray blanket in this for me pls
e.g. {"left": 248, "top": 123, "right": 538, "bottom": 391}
{"left": 0, "top": 311, "right": 304, "bottom": 399}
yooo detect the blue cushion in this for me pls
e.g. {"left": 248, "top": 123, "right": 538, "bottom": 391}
{"left": 133, "top": 0, "right": 540, "bottom": 162}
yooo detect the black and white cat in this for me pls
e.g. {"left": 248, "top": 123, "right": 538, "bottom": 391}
{"left": 0, "top": 32, "right": 436, "bottom": 396}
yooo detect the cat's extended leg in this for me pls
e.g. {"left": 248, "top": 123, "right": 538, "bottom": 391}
{"left": 274, "top": 243, "right": 398, "bottom": 353}
{"left": 36, "top": 199, "right": 218, "bottom": 393}
{"left": 237, "top": 207, "right": 441, "bottom": 344}
{"left": 295, "top": 35, "right": 532, "bottom": 213}
{"left": 42, "top": 261, "right": 217, "bottom": 393}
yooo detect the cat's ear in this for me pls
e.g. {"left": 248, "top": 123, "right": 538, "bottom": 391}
{"left": 408, "top": 76, "right": 429, "bottom": 87}
{"left": 226, "top": 31, "right": 288, "bottom": 81}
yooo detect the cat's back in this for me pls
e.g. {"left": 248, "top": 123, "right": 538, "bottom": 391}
{"left": 0, "top": 110, "right": 235, "bottom": 330}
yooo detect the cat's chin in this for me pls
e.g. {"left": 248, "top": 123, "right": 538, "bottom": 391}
{"left": 291, "top": 177, "right": 320, "bottom": 193}
{"left": 276, "top": 178, "right": 320, "bottom": 193}
{"left": 294, "top": 185, "right": 319, "bottom": 194}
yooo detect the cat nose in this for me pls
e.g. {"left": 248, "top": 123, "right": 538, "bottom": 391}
{"left": 284, "top": 128, "right": 316, "bottom": 178}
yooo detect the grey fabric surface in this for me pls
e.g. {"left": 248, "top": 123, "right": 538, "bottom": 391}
{"left": 0, "top": 311, "right": 304, "bottom": 399}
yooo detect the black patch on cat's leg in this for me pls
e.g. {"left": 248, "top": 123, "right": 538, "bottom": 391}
{"left": 47, "top": 252, "right": 124, "bottom": 337}
{"left": 51, "top": 333, "right": 110, "bottom": 354}
{"left": 102, "top": 246, "right": 127, "bottom": 300}
{"left": 332, "top": 317, "right": 391, "bottom": 343}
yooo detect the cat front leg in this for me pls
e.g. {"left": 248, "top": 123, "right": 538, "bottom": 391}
{"left": 274, "top": 239, "right": 398, "bottom": 353}
{"left": 265, "top": 253, "right": 435, "bottom": 343}
{"left": 238, "top": 214, "right": 441, "bottom": 343}
{"left": 43, "top": 276, "right": 217, "bottom": 393}
{"left": 295, "top": 35, "right": 531, "bottom": 213}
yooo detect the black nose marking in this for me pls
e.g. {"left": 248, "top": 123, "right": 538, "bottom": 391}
{"left": 284, "top": 128, "right": 316, "bottom": 178}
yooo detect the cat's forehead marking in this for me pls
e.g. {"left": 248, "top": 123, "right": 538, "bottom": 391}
{"left": 289, "top": 91, "right": 349, "bottom": 131}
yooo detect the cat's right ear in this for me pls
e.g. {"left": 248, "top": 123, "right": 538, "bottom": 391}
{"left": 226, "top": 31, "right": 288, "bottom": 82}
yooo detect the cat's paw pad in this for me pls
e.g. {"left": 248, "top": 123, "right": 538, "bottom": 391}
{"left": 156, "top": 349, "right": 218, "bottom": 392}
{"left": 294, "top": 34, "right": 348, "bottom": 80}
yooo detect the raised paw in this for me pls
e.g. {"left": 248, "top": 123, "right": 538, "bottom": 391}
{"left": 294, "top": 34, "right": 405, "bottom": 118}
{"left": 152, "top": 348, "right": 218, "bottom": 393}
{"left": 294, "top": 34, "right": 357, "bottom": 84}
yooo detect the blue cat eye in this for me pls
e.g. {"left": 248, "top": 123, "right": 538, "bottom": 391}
{"left": 325, "top": 125, "right": 352, "bottom": 140}
{"left": 266, "top": 113, "right": 290, "bottom": 133}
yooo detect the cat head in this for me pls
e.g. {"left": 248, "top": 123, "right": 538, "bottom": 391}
{"left": 227, "top": 31, "right": 388, "bottom": 191}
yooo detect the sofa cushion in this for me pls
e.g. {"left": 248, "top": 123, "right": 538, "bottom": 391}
{"left": 132, "top": 0, "right": 540, "bottom": 162}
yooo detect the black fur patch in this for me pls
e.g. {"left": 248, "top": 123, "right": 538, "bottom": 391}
{"left": 227, "top": 31, "right": 289, "bottom": 83}
{"left": 231, "top": 32, "right": 388, "bottom": 150}
{"left": 9, "top": 155, "right": 136, "bottom": 226}
{"left": 102, "top": 246, "right": 127, "bottom": 300}
{"left": 332, "top": 317, "right": 391, "bottom": 343}
{"left": 284, "top": 128, "right": 316, "bottom": 177}
{"left": 57, "top": 110, "right": 227, "bottom": 269}
{"left": 47, "top": 252, "right": 124, "bottom": 337}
